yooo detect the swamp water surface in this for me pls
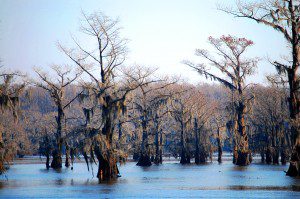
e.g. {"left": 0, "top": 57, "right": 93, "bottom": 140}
{"left": 0, "top": 159, "right": 300, "bottom": 198}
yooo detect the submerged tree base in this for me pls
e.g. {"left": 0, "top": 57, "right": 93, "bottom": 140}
{"left": 95, "top": 149, "right": 120, "bottom": 181}
{"left": 136, "top": 154, "right": 152, "bottom": 166}
{"left": 180, "top": 151, "right": 191, "bottom": 164}
{"left": 286, "top": 146, "right": 300, "bottom": 177}
{"left": 51, "top": 151, "right": 62, "bottom": 169}
{"left": 235, "top": 151, "right": 251, "bottom": 166}
{"left": 195, "top": 151, "right": 206, "bottom": 164}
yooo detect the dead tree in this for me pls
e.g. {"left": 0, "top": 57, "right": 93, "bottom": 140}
{"left": 34, "top": 65, "right": 81, "bottom": 169}
{"left": 222, "top": 0, "right": 300, "bottom": 176}
{"left": 184, "top": 35, "right": 259, "bottom": 166}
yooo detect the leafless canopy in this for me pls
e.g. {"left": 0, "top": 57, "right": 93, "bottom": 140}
{"left": 183, "top": 35, "right": 259, "bottom": 92}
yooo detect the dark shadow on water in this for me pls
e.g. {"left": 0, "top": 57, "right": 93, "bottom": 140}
{"left": 180, "top": 185, "right": 300, "bottom": 192}
{"left": 227, "top": 185, "right": 300, "bottom": 192}
{"left": 54, "top": 178, "right": 65, "bottom": 186}
{"left": 231, "top": 165, "right": 249, "bottom": 171}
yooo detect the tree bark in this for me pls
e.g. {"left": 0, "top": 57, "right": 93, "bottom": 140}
{"left": 96, "top": 102, "right": 120, "bottom": 181}
{"left": 260, "top": 148, "right": 265, "bottom": 163}
{"left": 235, "top": 101, "right": 251, "bottom": 166}
{"left": 286, "top": 1, "right": 300, "bottom": 177}
{"left": 95, "top": 146, "right": 119, "bottom": 181}
{"left": 180, "top": 121, "right": 190, "bottom": 164}
{"left": 194, "top": 119, "right": 200, "bottom": 164}
{"left": 154, "top": 130, "right": 162, "bottom": 165}
{"left": 133, "top": 151, "right": 140, "bottom": 161}
{"left": 159, "top": 131, "right": 163, "bottom": 163}
{"left": 0, "top": 128, "right": 4, "bottom": 174}
{"left": 45, "top": 152, "right": 50, "bottom": 169}
{"left": 266, "top": 146, "right": 272, "bottom": 164}
{"left": 194, "top": 118, "right": 206, "bottom": 164}
{"left": 217, "top": 127, "right": 222, "bottom": 163}
{"left": 51, "top": 106, "right": 64, "bottom": 169}
{"left": 272, "top": 147, "right": 279, "bottom": 165}
{"left": 51, "top": 138, "right": 63, "bottom": 169}
{"left": 281, "top": 147, "right": 288, "bottom": 165}
{"left": 137, "top": 113, "right": 152, "bottom": 166}
{"left": 65, "top": 143, "right": 70, "bottom": 168}
{"left": 154, "top": 115, "right": 162, "bottom": 165}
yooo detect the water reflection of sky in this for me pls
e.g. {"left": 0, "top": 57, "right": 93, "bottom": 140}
{"left": 0, "top": 161, "right": 300, "bottom": 198}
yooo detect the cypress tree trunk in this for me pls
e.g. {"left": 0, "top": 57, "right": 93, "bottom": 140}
{"left": 260, "top": 148, "right": 265, "bottom": 163}
{"left": 286, "top": 66, "right": 300, "bottom": 175}
{"left": 95, "top": 146, "right": 119, "bottom": 181}
{"left": 154, "top": 131, "right": 162, "bottom": 165}
{"left": 159, "top": 131, "right": 163, "bottom": 164}
{"left": 154, "top": 115, "right": 162, "bottom": 165}
{"left": 133, "top": 151, "right": 140, "bottom": 161}
{"left": 272, "top": 128, "right": 279, "bottom": 164}
{"left": 137, "top": 113, "right": 151, "bottom": 166}
{"left": 266, "top": 146, "right": 272, "bottom": 164}
{"left": 217, "top": 127, "right": 222, "bottom": 163}
{"left": 51, "top": 107, "right": 64, "bottom": 169}
{"left": 180, "top": 121, "right": 190, "bottom": 164}
{"left": 272, "top": 147, "right": 279, "bottom": 165}
{"left": 235, "top": 101, "right": 251, "bottom": 166}
{"left": 194, "top": 118, "right": 200, "bottom": 164}
{"left": 286, "top": 6, "right": 300, "bottom": 177}
{"left": 65, "top": 143, "right": 70, "bottom": 168}
{"left": 96, "top": 103, "right": 120, "bottom": 181}
{"left": 46, "top": 152, "right": 50, "bottom": 169}
{"left": 51, "top": 139, "right": 62, "bottom": 169}
{"left": 281, "top": 147, "right": 288, "bottom": 165}
{"left": 0, "top": 128, "right": 5, "bottom": 174}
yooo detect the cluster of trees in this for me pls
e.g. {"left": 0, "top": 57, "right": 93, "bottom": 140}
{"left": 0, "top": 0, "right": 299, "bottom": 180}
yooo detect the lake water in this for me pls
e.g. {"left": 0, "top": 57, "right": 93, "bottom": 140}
{"left": 0, "top": 158, "right": 300, "bottom": 198}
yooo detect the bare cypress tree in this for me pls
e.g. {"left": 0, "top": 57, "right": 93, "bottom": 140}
{"left": 59, "top": 12, "right": 153, "bottom": 180}
{"left": 34, "top": 65, "right": 81, "bottom": 169}
{"left": 221, "top": 0, "right": 300, "bottom": 176}
{"left": 184, "top": 35, "right": 259, "bottom": 166}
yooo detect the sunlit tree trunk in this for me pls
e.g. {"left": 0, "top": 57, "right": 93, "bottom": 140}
{"left": 286, "top": 47, "right": 300, "bottom": 176}
{"left": 96, "top": 101, "right": 119, "bottom": 180}
{"left": 235, "top": 88, "right": 251, "bottom": 166}
{"left": 51, "top": 106, "right": 64, "bottom": 169}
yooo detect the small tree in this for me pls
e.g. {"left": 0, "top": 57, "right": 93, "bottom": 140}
{"left": 34, "top": 65, "right": 81, "bottom": 169}
{"left": 184, "top": 35, "right": 259, "bottom": 166}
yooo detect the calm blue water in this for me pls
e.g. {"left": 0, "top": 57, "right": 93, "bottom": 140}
{"left": 0, "top": 160, "right": 300, "bottom": 198}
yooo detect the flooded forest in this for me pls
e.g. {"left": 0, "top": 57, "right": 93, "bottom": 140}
{"left": 0, "top": 0, "right": 300, "bottom": 198}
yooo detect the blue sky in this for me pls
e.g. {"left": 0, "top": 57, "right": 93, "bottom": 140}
{"left": 0, "top": 0, "right": 288, "bottom": 84}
